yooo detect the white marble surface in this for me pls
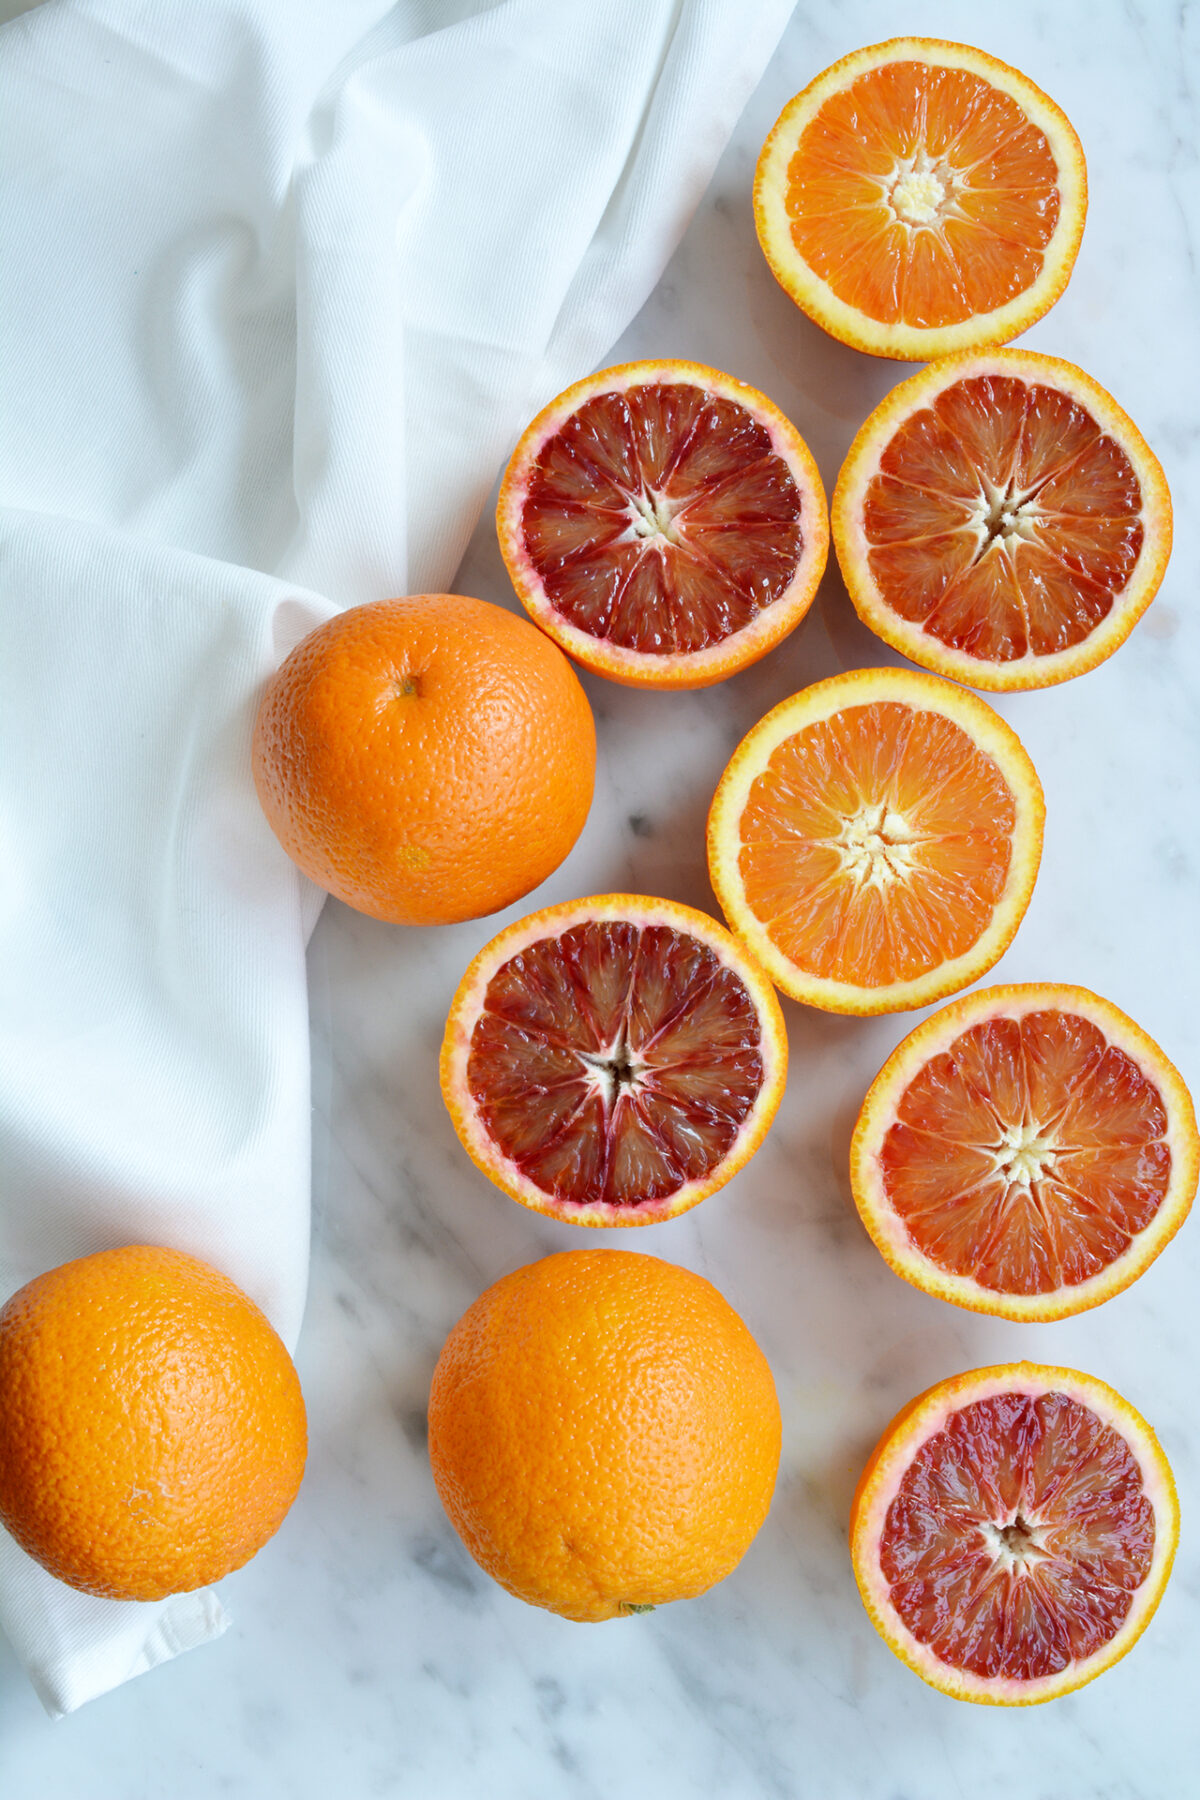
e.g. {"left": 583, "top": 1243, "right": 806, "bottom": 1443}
{"left": 4, "top": 1, "right": 1199, "bottom": 1794}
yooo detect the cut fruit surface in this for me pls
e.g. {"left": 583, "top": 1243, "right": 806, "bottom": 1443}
{"left": 706, "top": 668, "right": 1043, "bottom": 1015}
{"left": 852, "top": 985, "right": 1198, "bottom": 1319}
{"left": 851, "top": 1364, "right": 1179, "bottom": 1704}
{"left": 834, "top": 350, "right": 1173, "bottom": 690}
{"left": 497, "top": 360, "right": 828, "bottom": 689}
{"left": 440, "top": 895, "right": 787, "bottom": 1225}
{"left": 755, "top": 38, "right": 1087, "bottom": 360}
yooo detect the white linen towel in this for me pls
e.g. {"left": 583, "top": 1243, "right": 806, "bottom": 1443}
{"left": 0, "top": 0, "right": 794, "bottom": 1713}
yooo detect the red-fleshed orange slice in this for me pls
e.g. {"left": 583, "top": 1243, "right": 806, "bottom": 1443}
{"left": 755, "top": 39, "right": 1087, "bottom": 360}
{"left": 706, "top": 668, "right": 1044, "bottom": 1015}
{"left": 833, "top": 350, "right": 1173, "bottom": 689}
{"left": 851, "top": 984, "right": 1198, "bottom": 1319}
{"left": 440, "top": 894, "right": 787, "bottom": 1226}
{"left": 851, "top": 1364, "right": 1179, "bottom": 1704}
{"left": 496, "top": 360, "right": 828, "bottom": 689}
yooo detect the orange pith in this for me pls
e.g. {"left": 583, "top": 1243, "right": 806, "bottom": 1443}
{"left": 440, "top": 894, "right": 787, "bottom": 1226}
{"left": 253, "top": 595, "right": 595, "bottom": 926}
{"left": 850, "top": 1364, "right": 1179, "bottom": 1704}
{"left": 834, "top": 350, "right": 1173, "bottom": 689}
{"left": 754, "top": 39, "right": 1087, "bottom": 359}
{"left": 497, "top": 360, "right": 828, "bottom": 689}
{"left": 850, "top": 985, "right": 1198, "bottom": 1320}
{"left": 0, "top": 1246, "right": 307, "bottom": 1602}
{"left": 428, "top": 1250, "right": 781, "bottom": 1620}
{"left": 707, "top": 668, "right": 1043, "bottom": 1015}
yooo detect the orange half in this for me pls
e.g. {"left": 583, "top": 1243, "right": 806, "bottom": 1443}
{"left": 755, "top": 38, "right": 1087, "bottom": 360}
{"left": 852, "top": 984, "right": 1198, "bottom": 1319}
{"left": 707, "top": 668, "right": 1044, "bottom": 1014}
{"left": 440, "top": 894, "right": 787, "bottom": 1226}
{"left": 497, "top": 360, "right": 828, "bottom": 689}
{"left": 834, "top": 350, "right": 1173, "bottom": 689}
{"left": 851, "top": 1364, "right": 1179, "bottom": 1704}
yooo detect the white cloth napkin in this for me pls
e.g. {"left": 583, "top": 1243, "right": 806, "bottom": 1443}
{"left": 0, "top": 0, "right": 794, "bottom": 1714}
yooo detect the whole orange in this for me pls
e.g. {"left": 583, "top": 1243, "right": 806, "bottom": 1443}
{"left": 427, "top": 1250, "right": 781, "bottom": 1621}
{"left": 252, "top": 594, "right": 596, "bottom": 926}
{"left": 0, "top": 1245, "right": 307, "bottom": 1601}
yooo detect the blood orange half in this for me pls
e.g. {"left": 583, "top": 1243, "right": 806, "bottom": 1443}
{"left": 833, "top": 350, "right": 1173, "bottom": 690}
{"left": 706, "top": 668, "right": 1044, "bottom": 1015}
{"left": 851, "top": 1364, "right": 1179, "bottom": 1704}
{"left": 496, "top": 360, "right": 828, "bottom": 689}
{"left": 755, "top": 38, "right": 1087, "bottom": 360}
{"left": 852, "top": 985, "right": 1198, "bottom": 1320}
{"left": 440, "top": 895, "right": 787, "bottom": 1226}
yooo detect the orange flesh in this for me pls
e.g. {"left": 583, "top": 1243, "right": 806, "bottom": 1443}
{"left": 519, "top": 383, "right": 806, "bottom": 654}
{"left": 862, "top": 376, "right": 1144, "bottom": 661}
{"left": 467, "top": 922, "right": 766, "bottom": 1209}
{"left": 880, "top": 1391, "right": 1154, "bottom": 1681}
{"left": 785, "top": 62, "right": 1061, "bottom": 327}
{"left": 880, "top": 1011, "right": 1171, "bottom": 1294}
{"left": 737, "top": 702, "right": 1015, "bottom": 986}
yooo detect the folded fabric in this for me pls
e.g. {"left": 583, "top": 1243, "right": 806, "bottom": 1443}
{"left": 0, "top": 0, "right": 794, "bottom": 1714}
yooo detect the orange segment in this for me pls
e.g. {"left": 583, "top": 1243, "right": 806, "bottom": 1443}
{"left": 851, "top": 1365, "right": 1179, "bottom": 1704}
{"left": 707, "top": 669, "right": 1043, "bottom": 1016}
{"left": 755, "top": 39, "right": 1087, "bottom": 359}
{"left": 441, "top": 894, "right": 787, "bottom": 1227}
{"left": 497, "top": 360, "right": 828, "bottom": 689}
{"left": 852, "top": 985, "right": 1199, "bottom": 1320}
{"left": 834, "top": 350, "right": 1172, "bottom": 690}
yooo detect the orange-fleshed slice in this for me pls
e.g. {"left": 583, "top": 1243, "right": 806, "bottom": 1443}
{"left": 706, "top": 668, "right": 1043, "bottom": 1015}
{"left": 754, "top": 38, "right": 1087, "bottom": 360}
{"left": 851, "top": 1364, "right": 1179, "bottom": 1704}
{"left": 496, "top": 360, "right": 828, "bottom": 689}
{"left": 852, "top": 985, "right": 1198, "bottom": 1319}
{"left": 833, "top": 350, "right": 1173, "bottom": 690}
{"left": 440, "top": 895, "right": 787, "bottom": 1226}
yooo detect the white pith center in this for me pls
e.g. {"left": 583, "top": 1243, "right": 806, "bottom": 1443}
{"left": 969, "top": 473, "right": 1046, "bottom": 561}
{"left": 578, "top": 1027, "right": 645, "bottom": 1113}
{"left": 626, "top": 487, "right": 685, "bottom": 548}
{"left": 885, "top": 151, "right": 965, "bottom": 227}
{"left": 990, "top": 1120, "right": 1059, "bottom": 1186}
{"left": 833, "top": 803, "right": 919, "bottom": 888}
{"left": 979, "top": 1513, "right": 1050, "bottom": 1575}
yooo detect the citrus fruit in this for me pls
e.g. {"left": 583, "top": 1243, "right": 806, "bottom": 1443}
{"left": 252, "top": 594, "right": 595, "bottom": 926}
{"left": 833, "top": 350, "right": 1173, "bottom": 690}
{"left": 851, "top": 985, "right": 1198, "bottom": 1320}
{"left": 851, "top": 1363, "right": 1179, "bottom": 1704}
{"left": 706, "top": 667, "right": 1044, "bottom": 1015}
{"left": 755, "top": 38, "right": 1087, "bottom": 360}
{"left": 496, "top": 359, "right": 828, "bottom": 688}
{"left": 428, "top": 1250, "right": 781, "bottom": 1620}
{"left": 0, "top": 1245, "right": 306, "bottom": 1601}
{"left": 441, "top": 893, "right": 787, "bottom": 1226}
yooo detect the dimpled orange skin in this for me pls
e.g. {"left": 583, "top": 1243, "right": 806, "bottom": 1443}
{"left": 428, "top": 1250, "right": 782, "bottom": 1621}
{"left": 252, "top": 595, "right": 596, "bottom": 926}
{"left": 0, "top": 1246, "right": 307, "bottom": 1602}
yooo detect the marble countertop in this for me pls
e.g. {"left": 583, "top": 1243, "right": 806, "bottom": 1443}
{"left": 4, "top": 2, "right": 1198, "bottom": 1795}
